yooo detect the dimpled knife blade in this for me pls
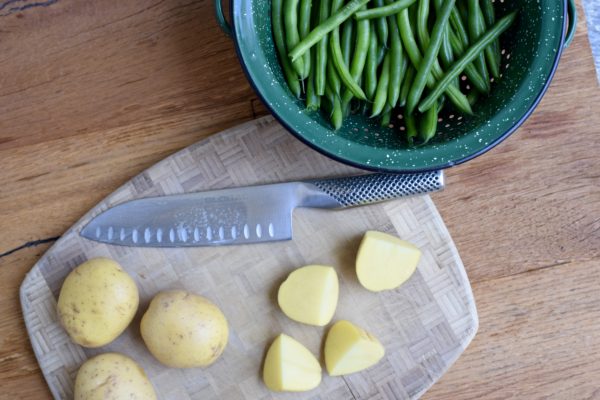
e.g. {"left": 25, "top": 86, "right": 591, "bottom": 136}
{"left": 80, "top": 171, "right": 444, "bottom": 247}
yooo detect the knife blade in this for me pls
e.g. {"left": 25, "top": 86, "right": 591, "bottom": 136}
{"left": 80, "top": 171, "right": 444, "bottom": 247}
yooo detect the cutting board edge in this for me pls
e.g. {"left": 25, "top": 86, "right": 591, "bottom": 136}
{"left": 20, "top": 115, "right": 479, "bottom": 400}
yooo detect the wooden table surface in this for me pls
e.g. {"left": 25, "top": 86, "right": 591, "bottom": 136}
{"left": 0, "top": 1, "right": 598, "bottom": 399}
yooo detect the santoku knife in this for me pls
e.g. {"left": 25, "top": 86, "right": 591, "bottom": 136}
{"left": 80, "top": 172, "right": 444, "bottom": 247}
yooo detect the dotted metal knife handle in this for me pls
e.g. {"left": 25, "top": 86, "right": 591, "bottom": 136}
{"left": 308, "top": 171, "right": 444, "bottom": 207}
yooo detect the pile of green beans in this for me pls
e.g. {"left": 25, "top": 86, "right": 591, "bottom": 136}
{"left": 272, "top": 0, "right": 517, "bottom": 144}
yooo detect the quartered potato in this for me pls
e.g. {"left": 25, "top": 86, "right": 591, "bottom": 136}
{"left": 324, "top": 320, "right": 385, "bottom": 376}
{"left": 356, "top": 231, "right": 421, "bottom": 292}
{"left": 263, "top": 333, "right": 322, "bottom": 392}
{"left": 278, "top": 265, "right": 339, "bottom": 326}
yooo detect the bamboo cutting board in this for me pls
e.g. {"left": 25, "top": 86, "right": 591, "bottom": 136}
{"left": 20, "top": 116, "right": 478, "bottom": 400}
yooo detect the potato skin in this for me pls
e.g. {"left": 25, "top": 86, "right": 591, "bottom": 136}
{"left": 140, "top": 290, "right": 229, "bottom": 368}
{"left": 57, "top": 258, "right": 139, "bottom": 347}
{"left": 74, "top": 352, "right": 157, "bottom": 400}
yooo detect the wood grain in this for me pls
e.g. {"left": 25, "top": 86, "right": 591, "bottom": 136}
{"left": 425, "top": 259, "right": 600, "bottom": 400}
{"left": 0, "top": 0, "right": 599, "bottom": 398}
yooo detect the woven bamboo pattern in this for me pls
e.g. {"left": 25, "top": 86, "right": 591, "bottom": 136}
{"left": 20, "top": 116, "right": 478, "bottom": 400}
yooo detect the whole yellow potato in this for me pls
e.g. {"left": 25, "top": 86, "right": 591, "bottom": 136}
{"left": 140, "top": 290, "right": 229, "bottom": 368}
{"left": 74, "top": 352, "right": 157, "bottom": 400}
{"left": 57, "top": 257, "right": 139, "bottom": 347}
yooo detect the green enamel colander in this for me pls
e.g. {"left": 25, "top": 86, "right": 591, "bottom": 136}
{"left": 216, "top": 0, "right": 577, "bottom": 172}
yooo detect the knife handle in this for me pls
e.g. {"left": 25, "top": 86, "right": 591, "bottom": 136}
{"left": 305, "top": 171, "right": 444, "bottom": 208}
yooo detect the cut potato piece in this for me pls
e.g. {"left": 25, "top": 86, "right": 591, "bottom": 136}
{"left": 356, "top": 231, "right": 421, "bottom": 292}
{"left": 324, "top": 320, "right": 385, "bottom": 376}
{"left": 278, "top": 265, "right": 339, "bottom": 326}
{"left": 263, "top": 334, "right": 322, "bottom": 392}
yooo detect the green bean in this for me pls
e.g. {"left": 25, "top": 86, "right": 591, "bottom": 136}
{"left": 342, "top": 8, "right": 371, "bottom": 108}
{"left": 467, "top": 89, "right": 479, "bottom": 105}
{"left": 406, "top": 0, "right": 455, "bottom": 114}
{"left": 330, "top": 23, "right": 367, "bottom": 100}
{"left": 448, "top": 28, "right": 489, "bottom": 92}
{"left": 416, "top": 0, "right": 430, "bottom": 50}
{"left": 387, "top": 14, "right": 403, "bottom": 108}
{"left": 397, "top": 8, "right": 471, "bottom": 113}
{"left": 399, "top": 64, "right": 415, "bottom": 107}
{"left": 433, "top": 0, "right": 455, "bottom": 68}
{"left": 417, "top": 0, "right": 452, "bottom": 72}
{"left": 480, "top": 0, "right": 494, "bottom": 26}
{"left": 315, "top": 0, "right": 330, "bottom": 95}
{"left": 405, "top": 109, "right": 417, "bottom": 145}
{"left": 372, "top": 0, "right": 389, "bottom": 46}
{"left": 457, "top": 0, "right": 468, "bottom": 24}
{"left": 327, "top": 56, "right": 342, "bottom": 95}
{"left": 467, "top": 0, "right": 489, "bottom": 85}
{"left": 364, "top": 23, "right": 379, "bottom": 99}
{"left": 299, "top": 0, "right": 312, "bottom": 39}
{"left": 360, "top": 99, "right": 370, "bottom": 114}
{"left": 371, "top": 53, "right": 390, "bottom": 117}
{"left": 419, "top": 100, "right": 438, "bottom": 143}
{"left": 418, "top": 1, "right": 470, "bottom": 110}
{"left": 418, "top": 11, "right": 517, "bottom": 112}
{"left": 284, "top": 0, "right": 306, "bottom": 77}
{"left": 325, "top": 86, "right": 343, "bottom": 129}
{"left": 328, "top": 0, "right": 365, "bottom": 100}
{"left": 299, "top": 0, "right": 313, "bottom": 78}
{"left": 289, "top": 0, "right": 370, "bottom": 62}
{"left": 306, "top": 49, "right": 320, "bottom": 110}
{"left": 350, "top": 13, "right": 371, "bottom": 81}
{"left": 355, "top": 0, "right": 416, "bottom": 20}
{"left": 306, "top": 74, "right": 320, "bottom": 110}
{"left": 393, "top": 55, "right": 408, "bottom": 106}
{"left": 380, "top": 104, "right": 392, "bottom": 127}
{"left": 398, "top": 8, "right": 423, "bottom": 71}
{"left": 437, "top": 95, "right": 446, "bottom": 111}
{"left": 322, "top": 85, "right": 333, "bottom": 114}
{"left": 341, "top": 19, "right": 355, "bottom": 67}
{"left": 331, "top": 0, "right": 344, "bottom": 28}
{"left": 439, "top": 25, "right": 454, "bottom": 68}
{"left": 272, "top": 0, "right": 302, "bottom": 98}
{"left": 480, "top": 0, "right": 500, "bottom": 78}
{"left": 376, "top": 43, "right": 386, "bottom": 65}
{"left": 450, "top": 8, "right": 469, "bottom": 47}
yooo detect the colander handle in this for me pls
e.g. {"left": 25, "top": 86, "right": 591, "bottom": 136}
{"left": 215, "top": 0, "right": 232, "bottom": 37}
{"left": 564, "top": 0, "right": 577, "bottom": 48}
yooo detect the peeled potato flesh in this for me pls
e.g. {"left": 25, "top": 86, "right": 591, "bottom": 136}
{"left": 263, "top": 333, "right": 322, "bottom": 392}
{"left": 324, "top": 320, "right": 385, "bottom": 376}
{"left": 356, "top": 230, "right": 421, "bottom": 292}
{"left": 278, "top": 265, "right": 339, "bottom": 326}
